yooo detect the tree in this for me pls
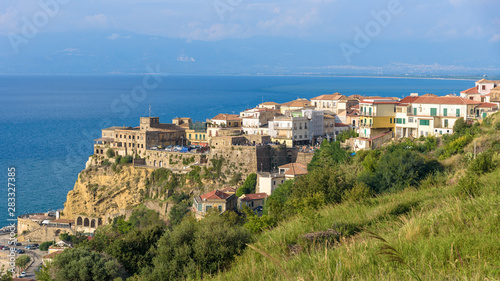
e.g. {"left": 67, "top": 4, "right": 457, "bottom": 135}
{"left": 308, "top": 141, "right": 351, "bottom": 171}
{"left": 50, "top": 247, "right": 127, "bottom": 281}
{"left": 39, "top": 241, "right": 54, "bottom": 251}
{"left": 106, "top": 148, "right": 115, "bottom": 158}
{"left": 235, "top": 173, "right": 257, "bottom": 197}
{"left": 15, "top": 255, "right": 31, "bottom": 271}
{"left": 169, "top": 202, "right": 190, "bottom": 226}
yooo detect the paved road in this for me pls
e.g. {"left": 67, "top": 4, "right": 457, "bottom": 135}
{"left": 0, "top": 234, "right": 44, "bottom": 279}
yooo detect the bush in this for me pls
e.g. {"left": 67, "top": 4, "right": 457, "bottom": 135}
{"left": 456, "top": 173, "right": 482, "bottom": 198}
{"left": 39, "top": 241, "right": 54, "bottom": 251}
{"left": 344, "top": 182, "right": 372, "bottom": 202}
{"left": 236, "top": 173, "right": 257, "bottom": 197}
{"left": 495, "top": 121, "right": 500, "bottom": 130}
{"left": 468, "top": 153, "right": 495, "bottom": 174}
{"left": 119, "top": 155, "right": 133, "bottom": 165}
{"left": 106, "top": 148, "right": 115, "bottom": 158}
{"left": 102, "top": 159, "right": 111, "bottom": 166}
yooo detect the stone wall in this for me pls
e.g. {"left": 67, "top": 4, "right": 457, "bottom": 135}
{"left": 208, "top": 146, "right": 258, "bottom": 178}
{"left": 144, "top": 150, "right": 206, "bottom": 170}
{"left": 295, "top": 152, "right": 314, "bottom": 167}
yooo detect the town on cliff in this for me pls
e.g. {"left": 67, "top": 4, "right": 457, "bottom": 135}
{"left": 14, "top": 78, "right": 500, "bottom": 258}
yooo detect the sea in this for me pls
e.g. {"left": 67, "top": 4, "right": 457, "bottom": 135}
{"left": 0, "top": 75, "right": 473, "bottom": 227}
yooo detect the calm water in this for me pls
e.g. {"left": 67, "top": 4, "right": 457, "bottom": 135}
{"left": 0, "top": 75, "right": 473, "bottom": 227}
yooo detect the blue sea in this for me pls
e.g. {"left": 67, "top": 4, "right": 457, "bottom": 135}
{"left": 0, "top": 75, "right": 473, "bottom": 227}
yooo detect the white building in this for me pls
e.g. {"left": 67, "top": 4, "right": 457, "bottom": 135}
{"left": 240, "top": 108, "right": 279, "bottom": 135}
{"left": 268, "top": 115, "right": 310, "bottom": 147}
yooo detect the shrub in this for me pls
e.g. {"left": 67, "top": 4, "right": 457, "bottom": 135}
{"left": 344, "top": 182, "right": 372, "bottom": 202}
{"left": 468, "top": 153, "right": 495, "bottom": 174}
{"left": 39, "top": 241, "right": 54, "bottom": 251}
{"left": 106, "top": 148, "right": 115, "bottom": 158}
{"left": 120, "top": 155, "right": 133, "bottom": 165}
{"left": 235, "top": 173, "right": 257, "bottom": 197}
{"left": 456, "top": 173, "right": 482, "bottom": 198}
{"left": 102, "top": 159, "right": 111, "bottom": 166}
{"left": 495, "top": 121, "right": 500, "bottom": 130}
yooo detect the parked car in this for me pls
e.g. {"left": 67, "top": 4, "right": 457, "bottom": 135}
{"left": 2, "top": 247, "right": 9, "bottom": 251}
{"left": 15, "top": 242, "right": 22, "bottom": 246}
{"left": 32, "top": 243, "right": 39, "bottom": 247}
{"left": 25, "top": 245, "right": 32, "bottom": 249}
{"left": 20, "top": 271, "right": 26, "bottom": 277}
{"left": 0, "top": 245, "right": 4, "bottom": 250}
{"left": 16, "top": 249, "right": 25, "bottom": 254}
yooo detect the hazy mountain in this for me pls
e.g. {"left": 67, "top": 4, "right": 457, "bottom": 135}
{"left": 0, "top": 30, "right": 498, "bottom": 76}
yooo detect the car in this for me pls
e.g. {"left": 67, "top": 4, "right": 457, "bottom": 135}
{"left": 0, "top": 246, "right": 4, "bottom": 250}
{"left": 15, "top": 242, "right": 22, "bottom": 246}
{"left": 20, "top": 271, "right": 26, "bottom": 277}
{"left": 16, "top": 249, "right": 25, "bottom": 254}
{"left": 25, "top": 245, "right": 32, "bottom": 249}
{"left": 2, "top": 247, "right": 9, "bottom": 251}
{"left": 32, "top": 243, "right": 39, "bottom": 247}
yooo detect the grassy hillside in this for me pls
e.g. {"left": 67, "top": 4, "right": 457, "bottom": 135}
{"left": 205, "top": 115, "right": 500, "bottom": 280}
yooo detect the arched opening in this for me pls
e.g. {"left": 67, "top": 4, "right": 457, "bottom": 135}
{"left": 154, "top": 160, "right": 157, "bottom": 167}
{"left": 54, "top": 229, "right": 61, "bottom": 236}
{"left": 84, "top": 218, "right": 89, "bottom": 227}
{"left": 90, "top": 219, "right": 96, "bottom": 228}
{"left": 98, "top": 218, "right": 103, "bottom": 226}
{"left": 77, "top": 217, "right": 83, "bottom": 226}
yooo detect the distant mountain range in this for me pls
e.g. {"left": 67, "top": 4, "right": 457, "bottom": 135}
{"left": 0, "top": 30, "right": 499, "bottom": 76}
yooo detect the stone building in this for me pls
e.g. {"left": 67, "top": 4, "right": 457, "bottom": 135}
{"left": 193, "top": 190, "right": 237, "bottom": 220}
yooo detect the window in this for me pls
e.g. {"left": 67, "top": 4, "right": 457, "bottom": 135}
{"left": 444, "top": 119, "right": 448, "bottom": 127}
{"left": 413, "top": 108, "right": 417, "bottom": 115}
{"left": 369, "top": 107, "right": 372, "bottom": 115}
{"left": 403, "top": 119, "right": 406, "bottom": 124}
{"left": 390, "top": 118, "right": 392, "bottom": 124}
{"left": 218, "top": 205, "right": 222, "bottom": 212}
{"left": 482, "top": 85, "right": 486, "bottom": 90}
{"left": 206, "top": 205, "right": 212, "bottom": 212}
{"left": 197, "top": 203, "right": 202, "bottom": 212}
{"left": 443, "top": 108, "right": 448, "bottom": 117}
{"left": 419, "top": 120, "right": 430, "bottom": 126}
{"left": 456, "top": 109, "right": 460, "bottom": 117}
{"left": 409, "top": 117, "right": 414, "bottom": 123}
{"left": 430, "top": 108, "right": 437, "bottom": 116}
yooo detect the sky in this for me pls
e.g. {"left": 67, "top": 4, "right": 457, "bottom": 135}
{"left": 1, "top": 0, "right": 498, "bottom": 42}
{"left": 0, "top": 0, "right": 499, "bottom": 75}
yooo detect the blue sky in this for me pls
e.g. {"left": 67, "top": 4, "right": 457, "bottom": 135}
{"left": 1, "top": 0, "right": 498, "bottom": 42}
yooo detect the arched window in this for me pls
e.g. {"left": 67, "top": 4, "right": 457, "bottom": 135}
{"left": 77, "top": 217, "right": 83, "bottom": 225}
{"left": 90, "top": 219, "right": 96, "bottom": 228}
{"left": 84, "top": 218, "right": 89, "bottom": 227}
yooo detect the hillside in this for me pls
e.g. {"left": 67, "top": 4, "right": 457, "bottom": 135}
{"left": 205, "top": 114, "right": 500, "bottom": 280}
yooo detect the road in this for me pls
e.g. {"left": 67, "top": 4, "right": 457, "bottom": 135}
{"left": 0, "top": 233, "right": 44, "bottom": 279}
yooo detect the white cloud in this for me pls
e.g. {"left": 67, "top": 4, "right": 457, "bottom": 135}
{"left": 107, "top": 33, "right": 131, "bottom": 40}
{"left": 85, "top": 14, "right": 108, "bottom": 26}
{"left": 489, "top": 33, "right": 500, "bottom": 42}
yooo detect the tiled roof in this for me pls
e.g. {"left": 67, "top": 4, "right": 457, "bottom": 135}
{"left": 461, "top": 86, "right": 479, "bottom": 94}
{"left": 220, "top": 187, "right": 236, "bottom": 194}
{"left": 351, "top": 104, "right": 360, "bottom": 109}
{"left": 281, "top": 99, "right": 311, "bottom": 107}
{"left": 278, "top": 162, "right": 308, "bottom": 176}
{"left": 260, "top": 102, "right": 280, "bottom": 105}
{"left": 240, "top": 193, "right": 268, "bottom": 201}
{"left": 323, "top": 114, "right": 336, "bottom": 119}
{"left": 211, "top": 114, "right": 241, "bottom": 121}
{"left": 477, "top": 103, "right": 498, "bottom": 108}
{"left": 412, "top": 96, "right": 481, "bottom": 105}
{"left": 491, "top": 85, "right": 500, "bottom": 92}
{"left": 476, "top": 79, "right": 500, "bottom": 84}
{"left": 421, "top": 93, "right": 438, "bottom": 97}
{"left": 360, "top": 99, "right": 400, "bottom": 105}
{"left": 335, "top": 123, "right": 350, "bottom": 127}
{"left": 200, "top": 190, "right": 231, "bottom": 200}
{"left": 311, "top": 93, "right": 344, "bottom": 101}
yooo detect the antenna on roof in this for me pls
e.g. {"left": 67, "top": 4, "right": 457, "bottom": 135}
{"left": 149, "top": 105, "right": 151, "bottom": 118}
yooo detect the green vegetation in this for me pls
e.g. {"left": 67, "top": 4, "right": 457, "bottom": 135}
{"left": 39, "top": 241, "right": 54, "bottom": 251}
{"left": 337, "top": 129, "right": 358, "bottom": 142}
{"left": 59, "top": 232, "right": 87, "bottom": 245}
{"left": 106, "top": 148, "right": 115, "bottom": 158}
{"left": 235, "top": 173, "right": 257, "bottom": 197}
{"left": 15, "top": 255, "right": 31, "bottom": 270}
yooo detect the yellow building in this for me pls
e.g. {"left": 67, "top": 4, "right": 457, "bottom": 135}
{"left": 358, "top": 99, "right": 399, "bottom": 139}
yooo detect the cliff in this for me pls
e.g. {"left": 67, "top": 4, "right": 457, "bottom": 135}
{"left": 63, "top": 165, "right": 152, "bottom": 220}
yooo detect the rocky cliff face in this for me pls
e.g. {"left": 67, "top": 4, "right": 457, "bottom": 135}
{"left": 63, "top": 165, "right": 153, "bottom": 220}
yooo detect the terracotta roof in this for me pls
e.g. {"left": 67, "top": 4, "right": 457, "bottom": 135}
{"left": 200, "top": 190, "right": 231, "bottom": 200}
{"left": 351, "top": 104, "right": 360, "bottom": 109}
{"left": 311, "top": 93, "right": 344, "bottom": 101}
{"left": 461, "top": 86, "right": 479, "bottom": 94}
{"left": 412, "top": 96, "right": 481, "bottom": 105}
{"left": 281, "top": 99, "right": 311, "bottom": 107}
{"left": 477, "top": 79, "right": 500, "bottom": 84}
{"left": 421, "top": 93, "right": 438, "bottom": 97}
{"left": 335, "top": 123, "right": 350, "bottom": 127}
{"left": 324, "top": 114, "right": 336, "bottom": 119}
{"left": 278, "top": 162, "right": 308, "bottom": 176}
{"left": 211, "top": 114, "right": 241, "bottom": 121}
{"left": 240, "top": 193, "right": 268, "bottom": 202}
{"left": 491, "top": 85, "right": 500, "bottom": 92}
{"left": 477, "top": 102, "right": 498, "bottom": 108}
{"left": 43, "top": 251, "right": 64, "bottom": 259}
{"left": 220, "top": 187, "right": 236, "bottom": 194}
{"left": 361, "top": 96, "right": 399, "bottom": 101}
{"left": 360, "top": 100, "right": 400, "bottom": 105}
{"left": 260, "top": 102, "right": 280, "bottom": 105}
{"left": 397, "top": 96, "right": 420, "bottom": 105}
{"left": 369, "top": 131, "right": 393, "bottom": 141}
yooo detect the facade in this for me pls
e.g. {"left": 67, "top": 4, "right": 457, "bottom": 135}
{"left": 240, "top": 108, "right": 280, "bottom": 135}
{"left": 358, "top": 99, "right": 399, "bottom": 139}
{"left": 238, "top": 193, "right": 268, "bottom": 210}
{"left": 186, "top": 122, "right": 208, "bottom": 146}
{"left": 268, "top": 115, "right": 310, "bottom": 147}
{"left": 257, "top": 162, "right": 308, "bottom": 195}
{"left": 94, "top": 117, "right": 185, "bottom": 159}
{"left": 323, "top": 114, "right": 336, "bottom": 138}
{"left": 210, "top": 113, "right": 242, "bottom": 127}
{"left": 311, "top": 93, "right": 359, "bottom": 114}
{"left": 258, "top": 102, "right": 281, "bottom": 111}
{"left": 193, "top": 190, "right": 237, "bottom": 219}
{"left": 394, "top": 96, "right": 481, "bottom": 138}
